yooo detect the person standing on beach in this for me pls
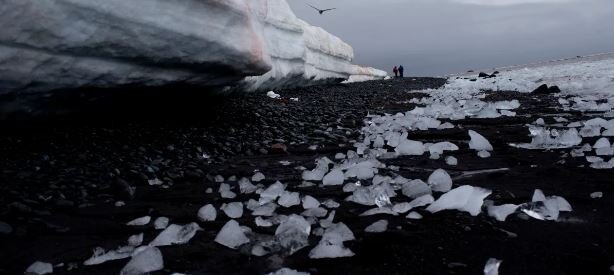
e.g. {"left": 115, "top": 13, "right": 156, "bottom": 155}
{"left": 398, "top": 65, "right": 404, "bottom": 78}
{"left": 393, "top": 66, "right": 398, "bottom": 78}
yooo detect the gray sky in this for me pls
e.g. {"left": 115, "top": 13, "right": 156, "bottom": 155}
{"left": 288, "top": 0, "right": 614, "bottom": 76}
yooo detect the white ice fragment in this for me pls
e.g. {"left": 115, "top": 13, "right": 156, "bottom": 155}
{"left": 221, "top": 202, "right": 244, "bottom": 219}
{"left": 323, "top": 169, "right": 345, "bottom": 186}
{"left": 402, "top": 179, "right": 432, "bottom": 199}
{"left": 392, "top": 202, "right": 412, "bottom": 214}
{"left": 302, "top": 157, "right": 332, "bottom": 181}
{"left": 522, "top": 189, "right": 573, "bottom": 221}
{"left": 126, "top": 216, "right": 151, "bottom": 226}
{"left": 115, "top": 201, "right": 126, "bottom": 207}
{"left": 128, "top": 233, "right": 144, "bottom": 247}
{"left": 408, "top": 194, "right": 435, "bottom": 209}
{"left": 252, "top": 203, "right": 277, "bottom": 216}
{"left": 215, "top": 220, "right": 250, "bottom": 249}
{"left": 428, "top": 142, "right": 459, "bottom": 156}
{"left": 84, "top": 246, "right": 134, "bottom": 266}
{"left": 278, "top": 192, "right": 301, "bottom": 208}
{"left": 259, "top": 181, "right": 286, "bottom": 205}
{"left": 214, "top": 175, "right": 224, "bottom": 183}
{"left": 321, "top": 199, "right": 340, "bottom": 209}
{"left": 255, "top": 217, "right": 273, "bottom": 227}
{"left": 309, "top": 240, "right": 355, "bottom": 259}
{"left": 275, "top": 214, "right": 311, "bottom": 255}
{"left": 594, "top": 138, "right": 611, "bottom": 149}
{"left": 148, "top": 178, "right": 163, "bottom": 186}
{"left": 25, "top": 261, "right": 53, "bottom": 275}
{"left": 149, "top": 223, "right": 201, "bottom": 247}
{"left": 426, "top": 185, "right": 492, "bottom": 216}
{"left": 395, "top": 139, "right": 425, "bottom": 156}
{"left": 267, "top": 91, "right": 281, "bottom": 99}
{"left": 486, "top": 202, "right": 519, "bottom": 222}
{"left": 484, "top": 258, "right": 502, "bottom": 275}
{"left": 446, "top": 156, "right": 458, "bottom": 166}
{"left": 267, "top": 268, "right": 310, "bottom": 275}
{"left": 219, "top": 183, "right": 236, "bottom": 199}
{"left": 252, "top": 172, "right": 265, "bottom": 182}
{"left": 239, "top": 178, "right": 258, "bottom": 194}
{"left": 197, "top": 204, "right": 217, "bottom": 222}
{"left": 477, "top": 150, "right": 491, "bottom": 158}
{"left": 360, "top": 207, "right": 398, "bottom": 216}
{"left": 301, "top": 207, "right": 328, "bottom": 218}
{"left": 428, "top": 169, "right": 453, "bottom": 192}
{"left": 302, "top": 195, "right": 320, "bottom": 209}
{"left": 469, "top": 130, "right": 494, "bottom": 151}
{"left": 364, "top": 220, "right": 388, "bottom": 233}
{"left": 154, "top": 217, "right": 169, "bottom": 230}
{"left": 334, "top": 153, "right": 346, "bottom": 160}
{"left": 119, "top": 247, "right": 163, "bottom": 275}
{"left": 590, "top": 192, "right": 603, "bottom": 199}
{"left": 534, "top": 118, "right": 545, "bottom": 125}
{"left": 406, "top": 211, "right": 423, "bottom": 219}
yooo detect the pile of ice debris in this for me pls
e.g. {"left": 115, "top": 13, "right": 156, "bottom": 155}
{"left": 509, "top": 116, "right": 614, "bottom": 169}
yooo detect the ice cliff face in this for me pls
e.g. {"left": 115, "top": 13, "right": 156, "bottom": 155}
{"left": 0, "top": 0, "right": 386, "bottom": 94}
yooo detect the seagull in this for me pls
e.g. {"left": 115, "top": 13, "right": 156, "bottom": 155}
{"left": 308, "top": 4, "right": 336, "bottom": 15}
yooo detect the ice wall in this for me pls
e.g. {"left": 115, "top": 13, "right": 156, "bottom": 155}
{"left": 0, "top": 0, "right": 386, "bottom": 95}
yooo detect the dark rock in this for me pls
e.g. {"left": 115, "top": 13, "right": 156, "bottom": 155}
{"left": 532, "top": 84, "right": 550, "bottom": 94}
{"left": 478, "top": 72, "right": 490, "bottom": 78}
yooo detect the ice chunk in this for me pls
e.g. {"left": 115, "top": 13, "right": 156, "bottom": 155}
{"left": 120, "top": 247, "right": 163, "bottom": 275}
{"left": 126, "top": 216, "right": 151, "bottom": 226}
{"left": 219, "top": 183, "right": 236, "bottom": 199}
{"left": 252, "top": 203, "right": 277, "bottom": 217}
{"left": 406, "top": 211, "right": 423, "bottom": 219}
{"left": 426, "top": 185, "right": 492, "bottom": 216}
{"left": 255, "top": 216, "right": 273, "bottom": 227}
{"left": 322, "top": 199, "right": 340, "bottom": 209}
{"left": 374, "top": 193, "right": 392, "bottom": 208}
{"left": 468, "top": 130, "right": 494, "bottom": 151}
{"left": 395, "top": 139, "right": 425, "bottom": 156}
{"left": 128, "top": 233, "right": 144, "bottom": 247}
{"left": 275, "top": 214, "right": 311, "bottom": 255}
{"left": 364, "top": 220, "right": 388, "bottom": 233}
{"left": 301, "top": 207, "right": 328, "bottom": 218}
{"left": 148, "top": 178, "right": 163, "bottom": 186}
{"left": 252, "top": 172, "right": 266, "bottom": 182}
{"left": 428, "top": 169, "right": 453, "bottom": 192}
{"left": 522, "top": 189, "right": 573, "bottom": 221}
{"left": 239, "top": 178, "right": 258, "bottom": 194}
{"left": 84, "top": 246, "right": 134, "bottom": 266}
{"left": 360, "top": 207, "right": 398, "bottom": 216}
{"left": 477, "top": 150, "right": 491, "bottom": 158}
{"left": 149, "top": 223, "right": 201, "bottom": 247}
{"left": 222, "top": 202, "right": 244, "bottom": 219}
{"left": 402, "top": 179, "right": 432, "bottom": 199}
{"left": 590, "top": 192, "right": 603, "bottom": 199}
{"left": 215, "top": 220, "right": 250, "bottom": 249}
{"left": 153, "top": 217, "right": 169, "bottom": 230}
{"left": 484, "top": 258, "right": 502, "bottom": 275}
{"left": 323, "top": 169, "right": 345, "bottom": 186}
{"left": 594, "top": 138, "right": 611, "bottom": 148}
{"left": 302, "top": 195, "right": 320, "bottom": 209}
{"left": 485, "top": 202, "right": 519, "bottom": 222}
{"left": 408, "top": 194, "right": 435, "bottom": 209}
{"left": 335, "top": 153, "right": 346, "bottom": 160}
{"left": 392, "top": 202, "right": 412, "bottom": 214}
{"left": 428, "top": 142, "right": 459, "bottom": 155}
{"left": 26, "top": 261, "right": 53, "bottom": 275}
{"left": 446, "top": 156, "right": 458, "bottom": 166}
{"left": 197, "top": 204, "right": 217, "bottom": 221}
{"left": 267, "top": 91, "right": 281, "bottom": 99}
{"left": 278, "top": 192, "right": 301, "bottom": 208}
{"left": 309, "top": 241, "right": 355, "bottom": 259}
{"left": 267, "top": 268, "right": 310, "bottom": 275}
{"left": 259, "top": 181, "right": 286, "bottom": 205}
{"left": 302, "top": 158, "right": 333, "bottom": 181}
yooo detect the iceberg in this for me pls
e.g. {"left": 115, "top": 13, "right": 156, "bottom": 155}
{"left": 0, "top": 0, "right": 386, "bottom": 95}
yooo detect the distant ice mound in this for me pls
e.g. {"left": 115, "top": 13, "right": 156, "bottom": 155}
{"left": 0, "top": 0, "right": 386, "bottom": 94}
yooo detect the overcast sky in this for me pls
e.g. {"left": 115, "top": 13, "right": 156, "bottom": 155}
{"left": 288, "top": 0, "right": 614, "bottom": 76}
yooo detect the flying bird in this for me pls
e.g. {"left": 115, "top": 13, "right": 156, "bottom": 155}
{"left": 308, "top": 4, "right": 336, "bottom": 15}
